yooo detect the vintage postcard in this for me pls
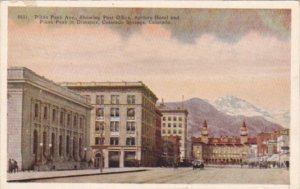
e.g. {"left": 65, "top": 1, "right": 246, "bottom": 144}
{"left": 0, "top": 1, "right": 299, "bottom": 189}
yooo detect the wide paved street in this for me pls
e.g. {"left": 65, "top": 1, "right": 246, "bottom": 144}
{"left": 34, "top": 167, "right": 289, "bottom": 184}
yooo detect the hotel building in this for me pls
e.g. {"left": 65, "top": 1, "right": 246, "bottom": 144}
{"left": 60, "top": 82, "right": 159, "bottom": 168}
{"left": 158, "top": 103, "right": 188, "bottom": 162}
{"left": 192, "top": 121, "right": 256, "bottom": 164}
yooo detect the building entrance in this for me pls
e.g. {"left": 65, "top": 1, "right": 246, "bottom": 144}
{"left": 94, "top": 153, "right": 104, "bottom": 168}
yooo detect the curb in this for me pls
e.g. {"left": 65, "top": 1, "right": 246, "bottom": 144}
{"left": 7, "top": 169, "right": 148, "bottom": 182}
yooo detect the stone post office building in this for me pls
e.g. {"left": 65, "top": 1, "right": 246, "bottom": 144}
{"left": 7, "top": 67, "right": 92, "bottom": 171}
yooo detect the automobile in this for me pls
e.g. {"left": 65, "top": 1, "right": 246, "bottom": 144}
{"left": 192, "top": 160, "right": 204, "bottom": 170}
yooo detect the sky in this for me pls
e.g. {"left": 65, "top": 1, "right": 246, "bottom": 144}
{"left": 8, "top": 8, "right": 291, "bottom": 112}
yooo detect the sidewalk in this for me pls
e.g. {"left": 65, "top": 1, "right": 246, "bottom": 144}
{"left": 7, "top": 168, "right": 147, "bottom": 182}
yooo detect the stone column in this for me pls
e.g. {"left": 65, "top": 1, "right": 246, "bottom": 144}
{"left": 120, "top": 150, "right": 124, "bottom": 168}
{"left": 104, "top": 149, "right": 109, "bottom": 168}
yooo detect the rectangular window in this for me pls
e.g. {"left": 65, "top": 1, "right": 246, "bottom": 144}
{"left": 126, "top": 122, "right": 136, "bottom": 133}
{"left": 34, "top": 103, "right": 39, "bottom": 118}
{"left": 168, "top": 130, "right": 171, "bottom": 134}
{"left": 96, "top": 108, "right": 104, "bottom": 118}
{"left": 43, "top": 106, "right": 48, "bottom": 119}
{"left": 60, "top": 111, "right": 64, "bottom": 124}
{"left": 110, "top": 137, "right": 119, "bottom": 145}
{"left": 127, "top": 108, "right": 135, "bottom": 120}
{"left": 162, "top": 123, "right": 166, "bottom": 127}
{"left": 168, "top": 123, "right": 171, "bottom": 128}
{"left": 173, "top": 117, "right": 177, "bottom": 121}
{"left": 173, "top": 123, "right": 177, "bottom": 128}
{"left": 59, "top": 135, "right": 62, "bottom": 156}
{"left": 67, "top": 114, "right": 71, "bottom": 126}
{"left": 79, "top": 117, "right": 83, "bottom": 129}
{"left": 110, "top": 108, "right": 119, "bottom": 117}
{"left": 95, "top": 137, "right": 105, "bottom": 145}
{"left": 162, "top": 129, "right": 166, "bottom": 134}
{"left": 168, "top": 117, "right": 171, "bottom": 121}
{"left": 179, "top": 123, "right": 182, "bottom": 128}
{"left": 126, "top": 137, "right": 135, "bottom": 146}
{"left": 95, "top": 121, "right": 105, "bottom": 132}
{"left": 127, "top": 95, "right": 135, "bottom": 104}
{"left": 179, "top": 117, "right": 182, "bottom": 121}
{"left": 162, "top": 117, "right": 166, "bottom": 121}
{"left": 111, "top": 95, "right": 120, "bottom": 104}
{"left": 96, "top": 95, "right": 104, "bottom": 105}
{"left": 73, "top": 116, "right": 77, "bottom": 127}
{"left": 110, "top": 121, "right": 119, "bottom": 132}
{"left": 52, "top": 109, "right": 56, "bottom": 122}
{"left": 179, "top": 130, "right": 182, "bottom": 134}
{"left": 173, "top": 130, "right": 177, "bottom": 134}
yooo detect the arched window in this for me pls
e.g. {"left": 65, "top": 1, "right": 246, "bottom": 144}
{"left": 127, "top": 108, "right": 135, "bottom": 120}
{"left": 33, "top": 130, "right": 38, "bottom": 154}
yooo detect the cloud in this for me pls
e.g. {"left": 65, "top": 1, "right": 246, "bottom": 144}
{"left": 7, "top": 8, "right": 291, "bottom": 111}
{"left": 9, "top": 8, "right": 291, "bottom": 43}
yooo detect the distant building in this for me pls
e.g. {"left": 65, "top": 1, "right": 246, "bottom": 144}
{"left": 60, "top": 81, "right": 159, "bottom": 168}
{"left": 192, "top": 121, "right": 255, "bottom": 164}
{"left": 158, "top": 103, "right": 188, "bottom": 162}
{"left": 256, "top": 132, "right": 272, "bottom": 157}
{"left": 277, "top": 128, "right": 289, "bottom": 154}
{"left": 7, "top": 67, "right": 91, "bottom": 171}
{"left": 155, "top": 109, "right": 163, "bottom": 166}
{"left": 161, "top": 136, "right": 180, "bottom": 166}
{"left": 247, "top": 138, "right": 258, "bottom": 159}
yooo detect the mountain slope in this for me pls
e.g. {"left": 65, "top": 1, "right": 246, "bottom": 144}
{"left": 212, "top": 96, "right": 289, "bottom": 127}
{"left": 165, "top": 98, "right": 283, "bottom": 138}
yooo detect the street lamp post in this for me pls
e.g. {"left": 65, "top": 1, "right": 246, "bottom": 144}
{"left": 84, "top": 147, "right": 87, "bottom": 162}
{"left": 40, "top": 142, "right": 43, "bottom": 163}
{"left": 49, "top": 143, "right": 52, "bottom": 161}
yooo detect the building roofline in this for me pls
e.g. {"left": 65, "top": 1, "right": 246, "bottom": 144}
{"left": 8, "top": 67, "right": 92, "bottom": 109}
{"left": 60, "top": 81, "right": 158, "bottom": 101}
{"left": 158, "top": 108, "right": 188, "bottom": 114}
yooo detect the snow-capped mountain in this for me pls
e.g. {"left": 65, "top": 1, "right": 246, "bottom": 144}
{"left": 165, "top": 98, "right": 284, "bottom": 138}
{"left": 212, "top": 96, "right": 289, "bottom": 128}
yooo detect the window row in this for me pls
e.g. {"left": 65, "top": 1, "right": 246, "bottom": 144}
{"left": 95, "top": 121, "right": 136, "bottom": 133}
{"left": 96, "top": 108, "right": 135, "bottom": 119}
{"left": 162, "top": 116, "right": 185, "bottom": 122}
{"left": 94, "top": 137, "right": 135, "bottom": 146}
{"left": 86, "top": 95, "right": 136, "bottom": 105}
{"left": 32, "top": 130, "right": 84, "bottom": 158}
{"left": 34, "top": 103, "right": 85, "bottom": 128}
{"left": 162, "top": 129, "right": 183, "bottom": 135}
{"left": 162, "top": 123, "right": 183, "bottom": 128}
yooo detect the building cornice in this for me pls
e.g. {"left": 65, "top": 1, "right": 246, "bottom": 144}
{"left": 8, "top": 67, "right": 92, "bottom": 109}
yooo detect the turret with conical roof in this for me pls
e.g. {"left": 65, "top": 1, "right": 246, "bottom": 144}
{"left": 240, "top": 121, "right": 248, "bottom": 144}
{"left": 201, "top": 120, "right": 209, "bottom": 144}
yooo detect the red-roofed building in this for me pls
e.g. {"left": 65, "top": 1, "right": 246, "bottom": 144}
{"left": 192, "top": 121, "right": 256, "bottom": 164}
